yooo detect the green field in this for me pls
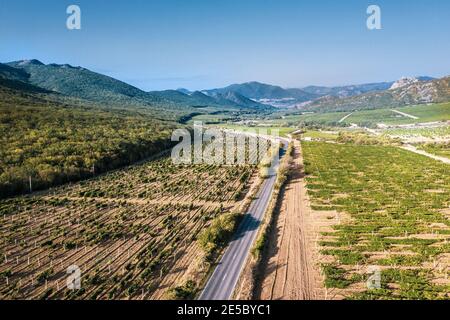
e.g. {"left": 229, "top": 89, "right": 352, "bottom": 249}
{"left": 193, "top": 103, "right": 450, "bottom": 133}
{"left": 419, "top": 143, "right": 450, "bottom": 158}
{"left": 267, "top": 112, "right": 346, "bottom": 127}
{"left": 302, "top": 130, "right": 339, "bottom": 140}
{"left": 382, "top": 126, "right": 450, "bottom": 139}
{"left": 393, "top": 103, "right": 450, "bottom": 123}
{"left": 302, "top": 141, "right": 450, "bottom": 299}
{"left": 186, "top": 112, "right": 233, "bottom": 124}
{"left": 338, "top": 103, "right": 450, "bottom": 126}
{"left": 269, "top": 102, "right": 450, "bottom": 128}
{"left": 216, "top": 124, "right": 296, "bottom": 138}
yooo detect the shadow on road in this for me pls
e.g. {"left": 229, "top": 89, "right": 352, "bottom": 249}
{"left": 232, "top": 213, "right": 261, "bottom": 241}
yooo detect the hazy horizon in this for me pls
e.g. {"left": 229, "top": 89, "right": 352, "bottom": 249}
{"left": 2, "top": 0, "right": 450, "bottom": 90}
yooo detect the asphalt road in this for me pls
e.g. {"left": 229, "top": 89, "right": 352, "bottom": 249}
{"left": 199, "top": 138, "right": 288, "bottom": 300}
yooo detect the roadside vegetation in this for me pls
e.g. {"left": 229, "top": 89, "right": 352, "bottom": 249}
{"left": 336, "top": 131, "right": 401, "bottom": 146}
{"left": 258, "top": 145, "right": 281, "bottom": 179}
{"left": 198, "top": 211, "right": 241, "bottom": 258}
{"left": 252, "top": 142, "right": 294, "bottom": 259}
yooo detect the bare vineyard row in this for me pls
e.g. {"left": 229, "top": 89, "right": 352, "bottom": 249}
{"left": 0, "top": 141, "right": 268, "bottom": 299}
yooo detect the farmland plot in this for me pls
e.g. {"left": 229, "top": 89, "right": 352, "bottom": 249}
{"left": 382, "top": 126, "right": 450, "bottom": 141}
{"left": 302, "top": 141, "right": 450, "bottom": 299}
{"left": 0, "top": 151, "right": 260, "bottom": 299}
{"left": 340, "top": 103, "right": 450, "bottom": 127}
{"left": 418, "top": 143, "right": 450, "bottom": 159}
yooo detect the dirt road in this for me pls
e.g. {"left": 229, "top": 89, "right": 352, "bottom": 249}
{"left": 256, "top": 140, "right": 322, "bottom": 300}
{"left": 338, "top": 112, "right": 354, "bottom": 123}
{"left": 391, "top": 109, "right": 419, "bottom": 120}
{"left": 402, "top": 144, "right": 450, "bottom": 164}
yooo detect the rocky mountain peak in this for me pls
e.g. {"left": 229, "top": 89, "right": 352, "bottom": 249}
{"left": 390, "top": 77, "right": 419, "bottom": 90}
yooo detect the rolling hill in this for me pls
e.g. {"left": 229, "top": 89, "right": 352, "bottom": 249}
{"left": 0, "top": 78, "right": 176, "bottom": 198}
{"left": 202, "top": 80, "right": 420, "bottom": 108}
{"left": 204, "top": 81, "right": 318, "bottom": 107}
{"left": 299, "top": 76, "right": 450, "bottom": 113}
{"left": 5, "top": 60, "right": 273, "bottom": 112}
{"left": 204, "top": 90, "right": 272, "bottom": 109}
{"left": 302, "top": 82, "right": 394, "bottom": 98}
{"left": 150, "top": 89, "right": 273, "bottom": 110}
{"left": 301, "top": 77, "right": 435, "bottom": 98}
{"left": 4, "top": 59, "right": 447, "bottom": 116}
{"left": 0, "top": 62, "right": 30, "bottom": 82}
{"left": 6, "top": 59, "right": 170, "bottom": 107}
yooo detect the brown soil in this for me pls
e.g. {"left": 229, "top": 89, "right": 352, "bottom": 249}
{"left": 0, "top": 167, "right": 259, "bottom": 300}
{"left": 256, "top": 140, "right": 324, "bottom": 300}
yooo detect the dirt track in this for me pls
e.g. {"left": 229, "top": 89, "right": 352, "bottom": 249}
{"left": 401, "top": 144, "right": 450, "bottom": 164}
{"left": 256, "top": 141, "right": 323, "bottom": 300}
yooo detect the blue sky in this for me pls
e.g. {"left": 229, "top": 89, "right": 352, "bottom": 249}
{"left": 1, "top": 0, "right": 449, "bottom": 90}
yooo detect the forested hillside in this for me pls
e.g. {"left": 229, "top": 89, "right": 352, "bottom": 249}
{"left": 0, "top": 84, "right": 176, "bottom": 198}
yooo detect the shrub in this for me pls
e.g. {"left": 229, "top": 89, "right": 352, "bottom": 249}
{"left": 198, "top": 212, "right": 240, "bottom": 255}
{"left": 167, "top": 280, "right": 197, "bottom": 300}
{"left": 36, "top": 268, "right": 53, "bottom": 283}
{"left": 337, "top": 131, "right": 400, "bottom": 146}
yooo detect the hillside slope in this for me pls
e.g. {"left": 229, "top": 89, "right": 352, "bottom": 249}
{"left": 301, "top": 76, "right": 450, "bottom": 112}
{"left": 302, "top": 82, "right": 393, "bottom": 98}
{"left": 0, "top": 80, "right": 176, "bottom": 198}
{"left": 7, "top": 60, "right": 168, "bottom": 107}
{"left": 150, "top": 89, "right": 272, "bottom": 110}
{"left": 6, "top": 60, "right": 274, "bottom": 113}
{"left": 205, "top": 90, "right": 273, "bottom": 109}
{"left": 205, "top": 81, "right": 317, "bottom": 106}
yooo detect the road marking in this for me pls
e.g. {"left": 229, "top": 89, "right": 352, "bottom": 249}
{"left": 391, "top": 109, "right": 419, "bottom": 120}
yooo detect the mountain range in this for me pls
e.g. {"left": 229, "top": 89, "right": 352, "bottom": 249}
{"left": 201, "top": 81, "right": 318, "bottom": 107}
{"left": 301, "top": 77, "right": 434, "bottom": 98}
{"left": 149, "top": 89, "right": 271, "bottom": 110}
{"left": 1, "top": 59, "right": 449, "bottom": 116}
{"left": 300, "top": 76, "right": 450, "bottom": 112}
{"left": 2, "top": 60, "right": 272, "bottom": 114}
